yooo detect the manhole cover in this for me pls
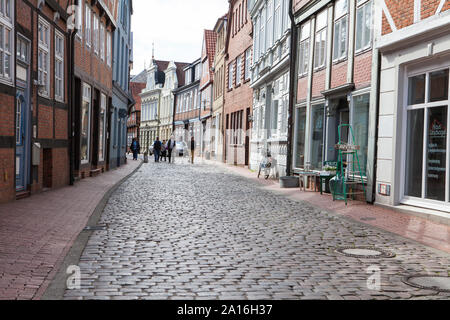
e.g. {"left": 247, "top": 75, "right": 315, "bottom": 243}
{"left": 83, "top": 225, "right": 107, "bottom": 231}
{"left": 403, "top": 275, "right": 450, "bottom": 292}
{"left": 335, "top": 246, "right": 396, "bottom": 258}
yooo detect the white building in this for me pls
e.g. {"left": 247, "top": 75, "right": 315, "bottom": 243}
{"left": 375, "top": 1, "right": 450, "bottom": 218}
{"left": 249, "top": 0, "right": 291, "bottom": 176}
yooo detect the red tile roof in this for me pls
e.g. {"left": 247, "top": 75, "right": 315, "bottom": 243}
{"left": 204, "top": 30, "right": 217, "bottom": 79}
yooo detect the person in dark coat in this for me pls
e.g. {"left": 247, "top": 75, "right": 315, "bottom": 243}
{"left": 153, "top": 137, "right": 162, "bottom": 162}
{"left": 190, "top": 136, "right": 195, "bottom": 164}
{"left": 166, "top": 137, "right": 176, "bottom": 163}
{"left": 130, "top": 138, "right": 140, "bottom": 161}
{"left": 161, "top": 140, "right": 167, "bottom": 162}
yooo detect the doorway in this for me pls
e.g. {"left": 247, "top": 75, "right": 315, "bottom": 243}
{"left": 15, "top": 94, "right": 27, "bottom": 191}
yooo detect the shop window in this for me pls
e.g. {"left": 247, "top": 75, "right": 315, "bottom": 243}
{"left": 81, "top": 83, "right": 92, "bottom": 164}
{"left": 352, "top": 94, "right": 370, "bottom": 175}
{"left": 404, "top": 67, "right": 449, "bottom": 203}
{"left": 295, "top": 107, "right": 306, "bottom": 168}
{"left": 311, "top": 104, "right": 325, "bottom": 169}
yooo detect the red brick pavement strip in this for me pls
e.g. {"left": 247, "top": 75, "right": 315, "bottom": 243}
{"left": 207, "top": 161, "right": 450, "bottom": 254}
{"left": 0, "top": 160, "right": 142, "bottom": 300}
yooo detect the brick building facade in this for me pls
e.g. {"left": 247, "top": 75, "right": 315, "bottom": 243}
{"left": 375, "top": 0, "right": 450, "bottom": 214}
{"left": 224, "top": 0, "right": 253, "bottom": 166}
{"left": 72, "top": 0, "right": 117, "bottom": 179}
{"left": 292, "top": 0, "right": 379, "bottom": 201}
{"left": 0, "top": 0, "right": 72, "bottom": 203}
{"left": 199, "top": 29, "right": 217, "bottom": 159}
{"left": 127, "top": 70, "right": 146, "bottom": 148}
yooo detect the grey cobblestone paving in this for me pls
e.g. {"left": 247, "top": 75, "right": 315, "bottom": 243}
{"left": 64, "top": 161, "right": 450, "bottom": 300}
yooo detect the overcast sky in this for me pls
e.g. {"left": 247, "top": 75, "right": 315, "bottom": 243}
{"left": 131, "top": 0, "right": 229, "bottom": 75}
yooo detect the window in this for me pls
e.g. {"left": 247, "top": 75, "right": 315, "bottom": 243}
{"left": 274, "top": 0, "right": 281, "bottom": 41}
{"left": 405, "top": 68, "right": 449, "bottom": 202}
{"left": 76, "top": 1, "right": 82, "bottom": 39}
{"left": 280, "top": 94, "right": 289, "bottom": 134}
{"left": 100, "top": 23, "right": 105, "bottom": 61}
{"left": 254, "top": 16, "right": 260, "bottom": 61}
{"left": 333, "top": 0, "right": 348, "bottom": 61}
{"left": 236, "top": 56, "right": 242, "bottom": 85}
{"left": 55, "top": 31, "right": 64, "bottom": 101}
{"left": 298, "top": 21, "right": 310, "bottom": 76}
{"left": 0, "top": 0, "right": 13, "bottom": 82}
{"left": 85, "top": 4, "right": 91, "bottom": 48}
{"left": 228, "top": 62, "right": 234, "bottom": 90}
{"left": 245, "top": 48, "right": 251, "bottom": 80}
{"left": 295, "top": 107, "right": 307, "bottom": 168}
{"left": 93, "top": 14, "right": 99, "bottom": 54}
{"left": 266, "top": 0, "right": 274, "bottom": 49}
{"left": 270, "top": 100, "right": 279, "bottom": 137}
{"left": 16, "top": 36, "right": 29, "bottom": 64}
{"left": 352, "top": 93, "right": 370, "bottom": 175}
{"left": 99, "top": 94, "right": 107, "bottom": 162}
{"left": 259, "top": 7, "right": 266, "bottom": 57}
{"left": 355, "top": 0, "right": 372, "bottom": 52}
{"left": 185, "top": 69, "right": 191, "bottom": 85}
{"left": 38, "top": 18, "right": 50, "bottom": 96}
{"left": 314, "top": 10, "right": 327, "bottom": 69}
{"left": 107, "top": 31, "right": 112, "bottom": 67}
{"left": 311, "top": 104, "right": 325, "bottom": 170}
{"left": 81, "top": 83, "right": 92, "bottom": 163}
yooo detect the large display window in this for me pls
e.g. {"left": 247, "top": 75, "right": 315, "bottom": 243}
{"left": 403, "top": 67, "right": 449, "bottom": 205}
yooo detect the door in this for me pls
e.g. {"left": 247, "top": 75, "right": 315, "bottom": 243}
{"left": 15, "top": 94, "right": 27, "bottom": 191}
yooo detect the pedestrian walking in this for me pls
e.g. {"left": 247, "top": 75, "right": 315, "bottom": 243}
{"left": 190, "top": 136, "right": 195, "bottom": 164}
{"left": 153, "top": 137, "right": 162, "bottom": 162}
{"left": 130, "top": 138, "right": 140, "bottom": 161}
{"left": 166, "top": 137, "right": 176, "bottom": 163}
{"left": 161, "top": 140, "right": 167, "bottom": 162}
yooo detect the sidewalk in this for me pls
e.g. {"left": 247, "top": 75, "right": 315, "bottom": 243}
{"left": 0, "top": 159, "right": 142, "bottom": 300}
{"left": 203, "top": 159, "right": 450, "bottom": 254}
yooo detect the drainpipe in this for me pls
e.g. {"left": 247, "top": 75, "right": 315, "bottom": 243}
{"left": 286, "top": 0, "right": 297, "bottom": 176}
{"left": 371, "top": 52, "right": 382, "bottom": 203}
{"left": 68, "top": 15, "right": 77, "bottom": 186}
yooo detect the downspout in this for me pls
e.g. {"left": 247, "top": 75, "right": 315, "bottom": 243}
{"left": 286, "top": 0, "right": 297, "bottom": 176}
{"left": 69, "top": 11, "right": 78, "bottom": 186}
{"left": 371, "top": 52, "right": 382, "bottom": 203}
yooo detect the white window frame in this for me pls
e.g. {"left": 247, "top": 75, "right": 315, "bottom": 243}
{"left": 107, "top": 31, "right": 112, "bottom": 67}
{"left": 274, "top": 0, "right": 281, "bottom": 42}
{"left": 0, "top": 0, "right": 13, "bottom": 84}
{"left": 355, "top": 0, "right": 373, "bottom": 53}
{"left": 333, "top": 0, "right": 348, "bottom": 62}
{"left": 266, "top": 0, "right": 274, "bottom": 49}
{"left": 314, "top": 10, "right": 327, "bottom": 70}
{"left": 259, "top": 7, "right": 266, "bottom": 57}
{"left": 85, "top": 3, "right": 91, "bottom": 48}
{"left": 298, "top": 21, "right": 310, "bottom": 77}
{"left": 99, "top": 93, "right": 107, "bottom": 162}
{"left": 76, "top": 1, "right": 83, "bottom": 40}
{"left": 236, "top": 56, "right": 242, "bottom": 85}
{"left": 38, "top": 17, "right": 50, "bottom": 97}
{"left": 245, "top": 48, "right": 251, "bottom": 80}
{"left": 81, "top": 83, "right": 92, "bottom": 164}
{"left": 228, "top": 62, "right": 234, "bottom": 90}
{"left": 93, "top": 13, "right": 99, "bottom": 55}
{"left": 100, "top": 23, "right": 105, "bottom": 61}
{"left": 55, "top": 31, "right": 64, "bottom": 102}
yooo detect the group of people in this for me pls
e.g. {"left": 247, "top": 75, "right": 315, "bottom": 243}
{"left": 129, "top": 136, "right": 196, "bottom": 164}
{"left": 152, "top": 137, "right": 176, "bottom": 163}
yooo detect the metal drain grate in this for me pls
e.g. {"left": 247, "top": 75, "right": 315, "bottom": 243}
{"left": 83, "top": 225, "right": 107, "bottom": 231}
{"left": 335, "top": 246, "right": 396, "bottom": 259}
{"left": 403, "top": 275, "right": 450, "bottom": 292}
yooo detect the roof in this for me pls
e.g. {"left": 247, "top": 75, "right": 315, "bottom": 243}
{"left": 130, "top": 69, "right": 147, "bottom": 83}
{"left": 175, "top": 62, "right": 191, "bottom": 87}
{"left": 130, "top": 82, "right": 146, "bottom": 111}
{"left": 203, "top": 30, "right": 217, "bottom": 78}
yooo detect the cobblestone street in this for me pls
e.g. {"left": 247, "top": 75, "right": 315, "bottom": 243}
{"left": 64, "top": 160, "right": 450, "bottom": 300}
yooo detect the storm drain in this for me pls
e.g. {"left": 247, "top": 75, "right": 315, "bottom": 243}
{"left": 335, "top": 246, "right": 396, "bottom": 259}
{"left": 403, "top": 275, "right": 450, "bottom": 292}
{"left": 83, "top": 225, "right": 107, "bottom": 231}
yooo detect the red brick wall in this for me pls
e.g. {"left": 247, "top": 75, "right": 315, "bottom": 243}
{"left": 331, "top": 61, "right": 348, "bottom": 89}
{"left": 382, "top": 0, "right": 450, "bottom": 35}
{"left": 0, "top": 149, "right": 14, "bottom": 203}
{"left": 38, "top": 105, "right": 54, "bottom": 140}
{"left": 311, "top": 69, "right": 326, "bottom": 99}
{"left": 0, "top": 93, "right": 13, "bottom": 136}
{"left": 297, "top": 77, "right": 308, "bottom": 103}
{"left": 354, "top": 51, "right": 373, "bottom": 90}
